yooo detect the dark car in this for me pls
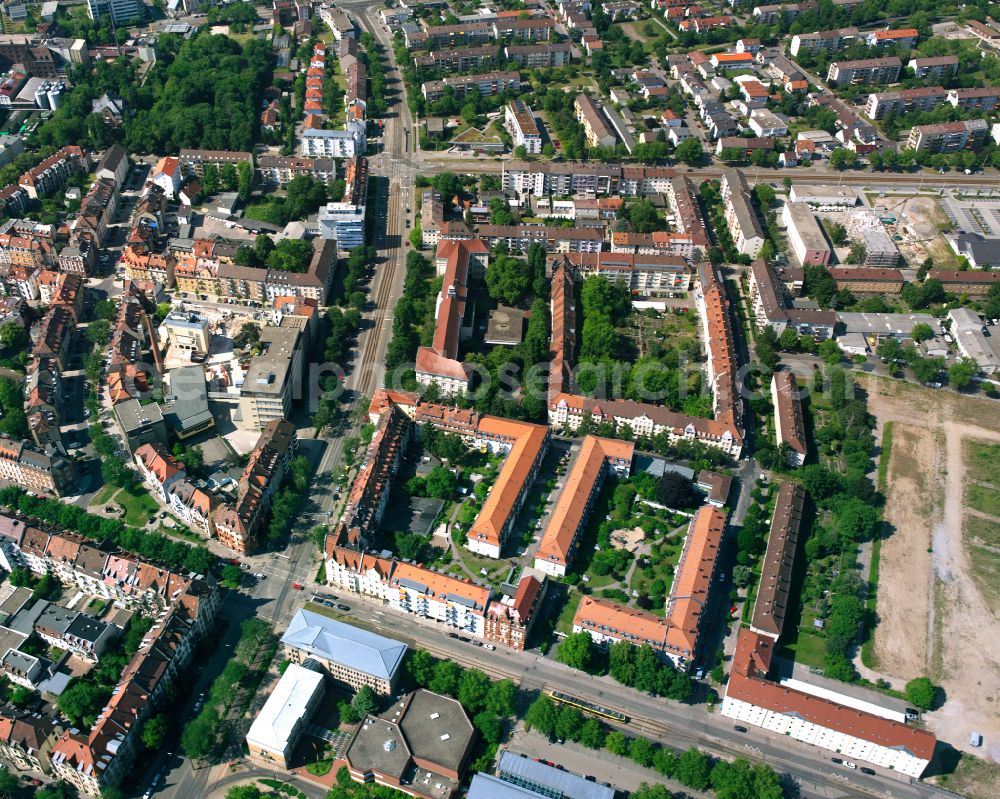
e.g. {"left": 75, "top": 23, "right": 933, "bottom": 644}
{"left": 831, "top": 757, "right": 843, "bottom": 764}
{"left": 459, "top": 636, "right": 471, "bottom": 643}
{"left": 337, "top": 603, "right": 351, "bottom": 611}
{"left": 860, "top": 767, "right": 876, "bottom": 775}
{"left": 733, "top": 725, "right": 748, "bottom": 733}
{"left": 447, "top": 632, "right": 459, "bottom": 639}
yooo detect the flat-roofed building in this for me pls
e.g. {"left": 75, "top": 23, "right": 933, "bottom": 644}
{"left": 949, "top": 307, "right": 1000, "bottom": 374}
{"left": 781, "top": 202, "right": 830, "bottom": 266}
{"left": 906, "top": 119, "right": 988, "bottom": 153}
{"left": 281, "top": 610, "right": 406, "bottom": 695}
{"left": 837, "top": 312, "right": 941, "bottom": 340}
{"left": 237, "top": 326, "right": 302, "bottom": 431}
{"left": 344, "top": 689, "right": 475, "bottom": 799}
{"left": 246, "top": 662, "right": 325, "bottom": 767}
{"left": 864, "top": 86, "right": 948, "bottom": 120}
{"left": 771, "top": 370, "right": 807, "bottom": 466}
{"left": 787, "top": 185, "right": 858, "bottom": 207}
{"left": 534, "top": 436, "right": 633, "bottom": 577}
{"left": 907, "top": 56, "right": 958, "bottom": 79}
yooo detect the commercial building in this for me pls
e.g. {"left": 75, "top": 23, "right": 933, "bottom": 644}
{"left": 534, "top": 436, "right": 634, "bottom": 577}
{"left": 948, "top": 308, "right": 1000, "bottom": 374}
{"left": 787, "top": 185, "right": 858, "bottom": 207}
{"left": 721, "top": 168, "right": 766, "bottom": 257}
{"left": 246, "top": 662, "right": 325, "bottom": 768}
{"left": 781, "top": 202, "right": 830, "bottom": 266}
{"left": 281, "top": 610, "right": 406, "bottom": 695}
{"left": 948, "top": 232, "right": 1000, "bottom": 270}
{"left": 343, "top": 689, "right": 475, "bottom": 799}
{"left": 845, "top": 208, "right": 900, "bottom": 267}
{"left": 573, "top": 505, "right": 726, "bottom": 668}
{"left": 771, "top": 370, "right": 807, "bottom": 466}
{"left": 905, "top": 119, "right": 989, "bottom": 153}
{"left": 837, "top": 312, "right": 942, "bottom": 340}
{"left": 477, "top": 751, "right": 615, "bottom": 799}
{"left": 237, "top": 326, "right": 302, "bottom": 431}
{"left": 86, "top": 0, "right": 143, "bottom": 24}
{"left": 505, "top": 100, "right": 543, "bottom": 155}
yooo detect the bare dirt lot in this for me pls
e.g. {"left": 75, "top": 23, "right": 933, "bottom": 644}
{"left": 862, "top": 376, "right": 1000, "bottom": 764}
{"left": 869, "top": 193, "right": 958, "bottom": 268}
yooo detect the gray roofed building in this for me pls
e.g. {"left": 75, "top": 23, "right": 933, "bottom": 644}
{"left": 281, "top": 610, "right": 406, "bottom": 694}
{"left": 162, "top": 365, "right": 214, "bottom": 439}
{"left": 114, "top": 398, "right": 168, "bottom": 453}
{"left": 469, "top": 773, "right": 549, "bottom": 798}
{"left": 494, "top": 751, "right": 616, "bottom": 799}
{"left": 837, "top": 312, "right": 942, "bottom": 339}
{"left": 949, "top": 231, "right": 1000, "bottom": 270}
{"left": 948, "top": 307, "right": 1000, "bottom": 374}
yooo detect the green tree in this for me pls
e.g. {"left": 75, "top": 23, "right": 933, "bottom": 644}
{"left": 555, "top": 631, "right": 595, "bottom": 672}
{"left": 910, "top": 323, "right": 934, "bottom": 343}
{"left": 555, "top": 704, "right": 585, "bottom": 741}
{"left": 473, "top": 710, "right": 503, "bottom": 744}
{"left": 457, "top": 668, "right": 491, "bottom": 713}
{"left": 578, "top": 718, "right": 605, "bottom": 749}
{"left": 675, "top": 748, "right": 712, "bottom": 790}
{"left": 429, "top": 660, "right": 461, "bottom": 696}
{"left": 225, "top": 786, "right": 263, "bottom": 799}
{"left": 948, "top": 357, "right": 978, "bottom": 390}
{"left": 905, "top": 677, "right": 938, "bottom": 710}
{"left": 352, "top": 685, "right": 379, "bottom": 718}
{"left": 674, "top": 137, "right": 703, "bottom": 165}
{"left": 605, "top": 730, "right": 628, "bottom": 756}
{"left": 524, "top": 695, "right": 559, "bottom": 735}
{"left": 221, "top": 564, "right": 243, "bottom": 587}
{"left": 629, "top": 736, "right": 656, "bottom": 767}
{"left": 426, "top": 466, "right": 457, "bottom": 499}
{"left": 486, "top": 678, "right": 517, "bottom": 717}
{"left": 407, "top": 649, "right": 436, "bottom": 686}
{"left": 141, "top": 715, "right": 169, "bottom": 750}
{"left": 485, "top": 253, "right": 531, "bottom": 305}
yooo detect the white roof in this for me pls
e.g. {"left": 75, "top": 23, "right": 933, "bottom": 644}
{"left": 245, "top": 663, "right": 324, "bottom": 756}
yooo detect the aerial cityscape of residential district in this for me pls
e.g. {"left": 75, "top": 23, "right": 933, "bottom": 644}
{"left": 1, "top": 1, "right": 1000, "bottom": 799}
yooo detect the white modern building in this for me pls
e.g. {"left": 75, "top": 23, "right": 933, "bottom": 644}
{"left": 318, "top": 202, "right": 366, "bottom": 250}
{"left": 505, "top": 99, "right": 543, "bottom": 155}
{"left": 948, "top": 307, "right": 1000, "bottom": 374}
{"left": 87, "top": 0, "right": 143, "bottom": 23}
{"left": 301, "top": 122, "right": 366, "bottom": 158}
{"left": 246, "top": 662, "right": 325, "bottom": 768}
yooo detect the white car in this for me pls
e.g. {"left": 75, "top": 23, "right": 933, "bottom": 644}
{"left": 844, "top": 761, "right": 857, "bottom": 770}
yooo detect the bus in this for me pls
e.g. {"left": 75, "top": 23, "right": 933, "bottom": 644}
{"left": 547, "top": 690, "right": 628, "bottom": 723}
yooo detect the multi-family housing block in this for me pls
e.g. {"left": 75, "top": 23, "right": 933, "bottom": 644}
{"left": 747, "top": 259, "right": 838, "bottom": 339}
{"left": 574, "top": 93, "right": 617, "bottom": 149}
{"left": 504, "top": 43, "right": 573, "bottom": 68}
{"left": 505, "top": 99, "right": 543, "bottom": 154}
{"left": 827, "top": 57, "right": 901, "bottom": 86}
{"left": 421, "top": 71, "right": 521, "bottom": 102}
{"left": 906, "top": 119, "right": 989, "bottom": 153}
{"left": 720, "top": 168, "right": 766, "bottom": 258}
{"left": 864, "top": 86, "right": 948, "bottom": 119}
{"left": 771, "top": 370, "right": 807, "bottom": 466}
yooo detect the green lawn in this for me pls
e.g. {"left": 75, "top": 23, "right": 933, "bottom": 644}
{"left": 781, "top": 631, "right": 826, "bottom": 670}
{"left": 555, "top": 590, "right": 583, "bottom": 635}
{"left": 965, "top": 440, "right": 1000, "bottom": 485}
{"left": 115, "top": 486, "right": 160, "bottom": 527}
{"left": 90, "top": 483, "right": 119, "bottom": 508}
{"left": 965, "top": 515, "right": 1000, "bottom": 550}
{"left": 967, "top": 484, "right": 1000, "bottom": 518}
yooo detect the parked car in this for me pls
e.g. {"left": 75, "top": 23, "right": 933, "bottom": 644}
{"left": 733, "top": 725, "right": 748, "bottom": 733}
{"left": 292, "top": 583, "right": 304, "bottom": 590}
{"left": 860, "top": 767, "right": 876, "bottom": 775}
{"left": 336, "top": 603, "right": 351, "bottom": 611}
{"left": 844, "top": 761, "right": 857, "bottom": 770}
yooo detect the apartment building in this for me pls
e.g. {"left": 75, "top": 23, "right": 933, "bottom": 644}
{"left": 666, "top": 176, "right": 711, "bottom": 250}
{"left": 750, "top": 482, "right": 806, "bottom": 637}
{"left": 493, "top": 16, "right": 554, "bottom": 40}
{"left": 17, "top": 146, "right": 87, "bottom": 199}
{"left": 720, "top": 168, "right": 766, "bottom": 258}
{"left": 415, "top": 239, "right": 489, "bottom": 395}
{"left": 927, "top": 269, "right": 1000, "bottom": 296}
{"left": 573, "top": 505, "right": 726, "bottom": 667}
{"left": 534, "top": 436, "right": 634, "bottom": 577}
{"left": 864, "top": 86, "right": 948, "bottom": 119}
{"left": 237, "top": 327, "right": 301, "bottom": 431}
{"left": 421, "top": 71, "right": 521, "bottom": 102}
{"left": 214, "top": 419, "right": 297, "bottom": 554}
{"left": 502, "top": 160, "right": 622, "bottom": 196}
{"left": 789, "top": 27, "right": 858, "bottom": 56}
{"left": 846, "top": 208, "right": 900, "bottom": 267}
{"left": 0, "top": 709, "right": 59, "bottom": 774}
{"left": 907, "top": 55, "right": 959, "bottom": 79}
{"left": 300, "top": 123, "right": 366, "bottom": 158}
{"left": 281, "top": 610, "right": 406, "bottom": 695}
{"left": 771, "top": 370, "right": 807, "bottom": 466}
{"left": 414, "top": 46, "right": 501, "bottom": 72}
{"left": 420, "top": 189, "right": 444, "bottom": 248}
{"left": 133, "top": 442, "right": 185, "bottom": 504}
{"left": 476, "top": 224, "right": 604, "bottom": 254}
{"left": 256, "top": 155, "right": 337, "bottom": 186}
{"left": 548, "top": 264, "right": 744, "bottom": 457}
{"left": 560, "top": 251, "right": 692, "bottom": 294}
{"left": 318, "top": 202, "right": 366, "bottom": 250}
{"left": 746, "top": 259, "right": 838, "bottom": 338}
{"left": 867, "top": 27, "right": 917, "bottom": 47}
{"left": 177, "top": 149, "right": 253, "bottom": 177}
{"left": 906, "top": 119, "right": 989, "bottom": 153}
{"left": 574, "top": 93, "right": 617, "bottom": 149}
{"left": 827, "top": 57, "right": 901, "bottom": 86}
{"left": 781, "top": 202, "right": 830, "bottom": 266}
{"left": 484, "top": 575, "right": 545, "bottom": 650}
{"left": 504, "top": 43, "right": 573, "bottom": 68}
{"left": 505, "top": 99, "right": 543, "bottom": 154}
{"left": 949, "top": 308, "right": 1000, "bottom": 374}
{"left": 19, "top": 600, "right": 116, "bottom": 661}
{"left": 0, "top": 435, "right": 75, "bottom": 496}
{"left": 947, "top": 87, "right": 1000, "bottom": 111}
{"left": 828, "top": 267, "right": 904, "bottom": 295}
{"left": 467, "top": 417, "right": 549, "bottom": 558}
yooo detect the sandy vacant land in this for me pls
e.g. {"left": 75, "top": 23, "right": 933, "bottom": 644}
{"left": 863, "top": 376, "right": 1000, "bottom": 762}
{"left": 872, "top": 423, "right": 938, "bottom": 680}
